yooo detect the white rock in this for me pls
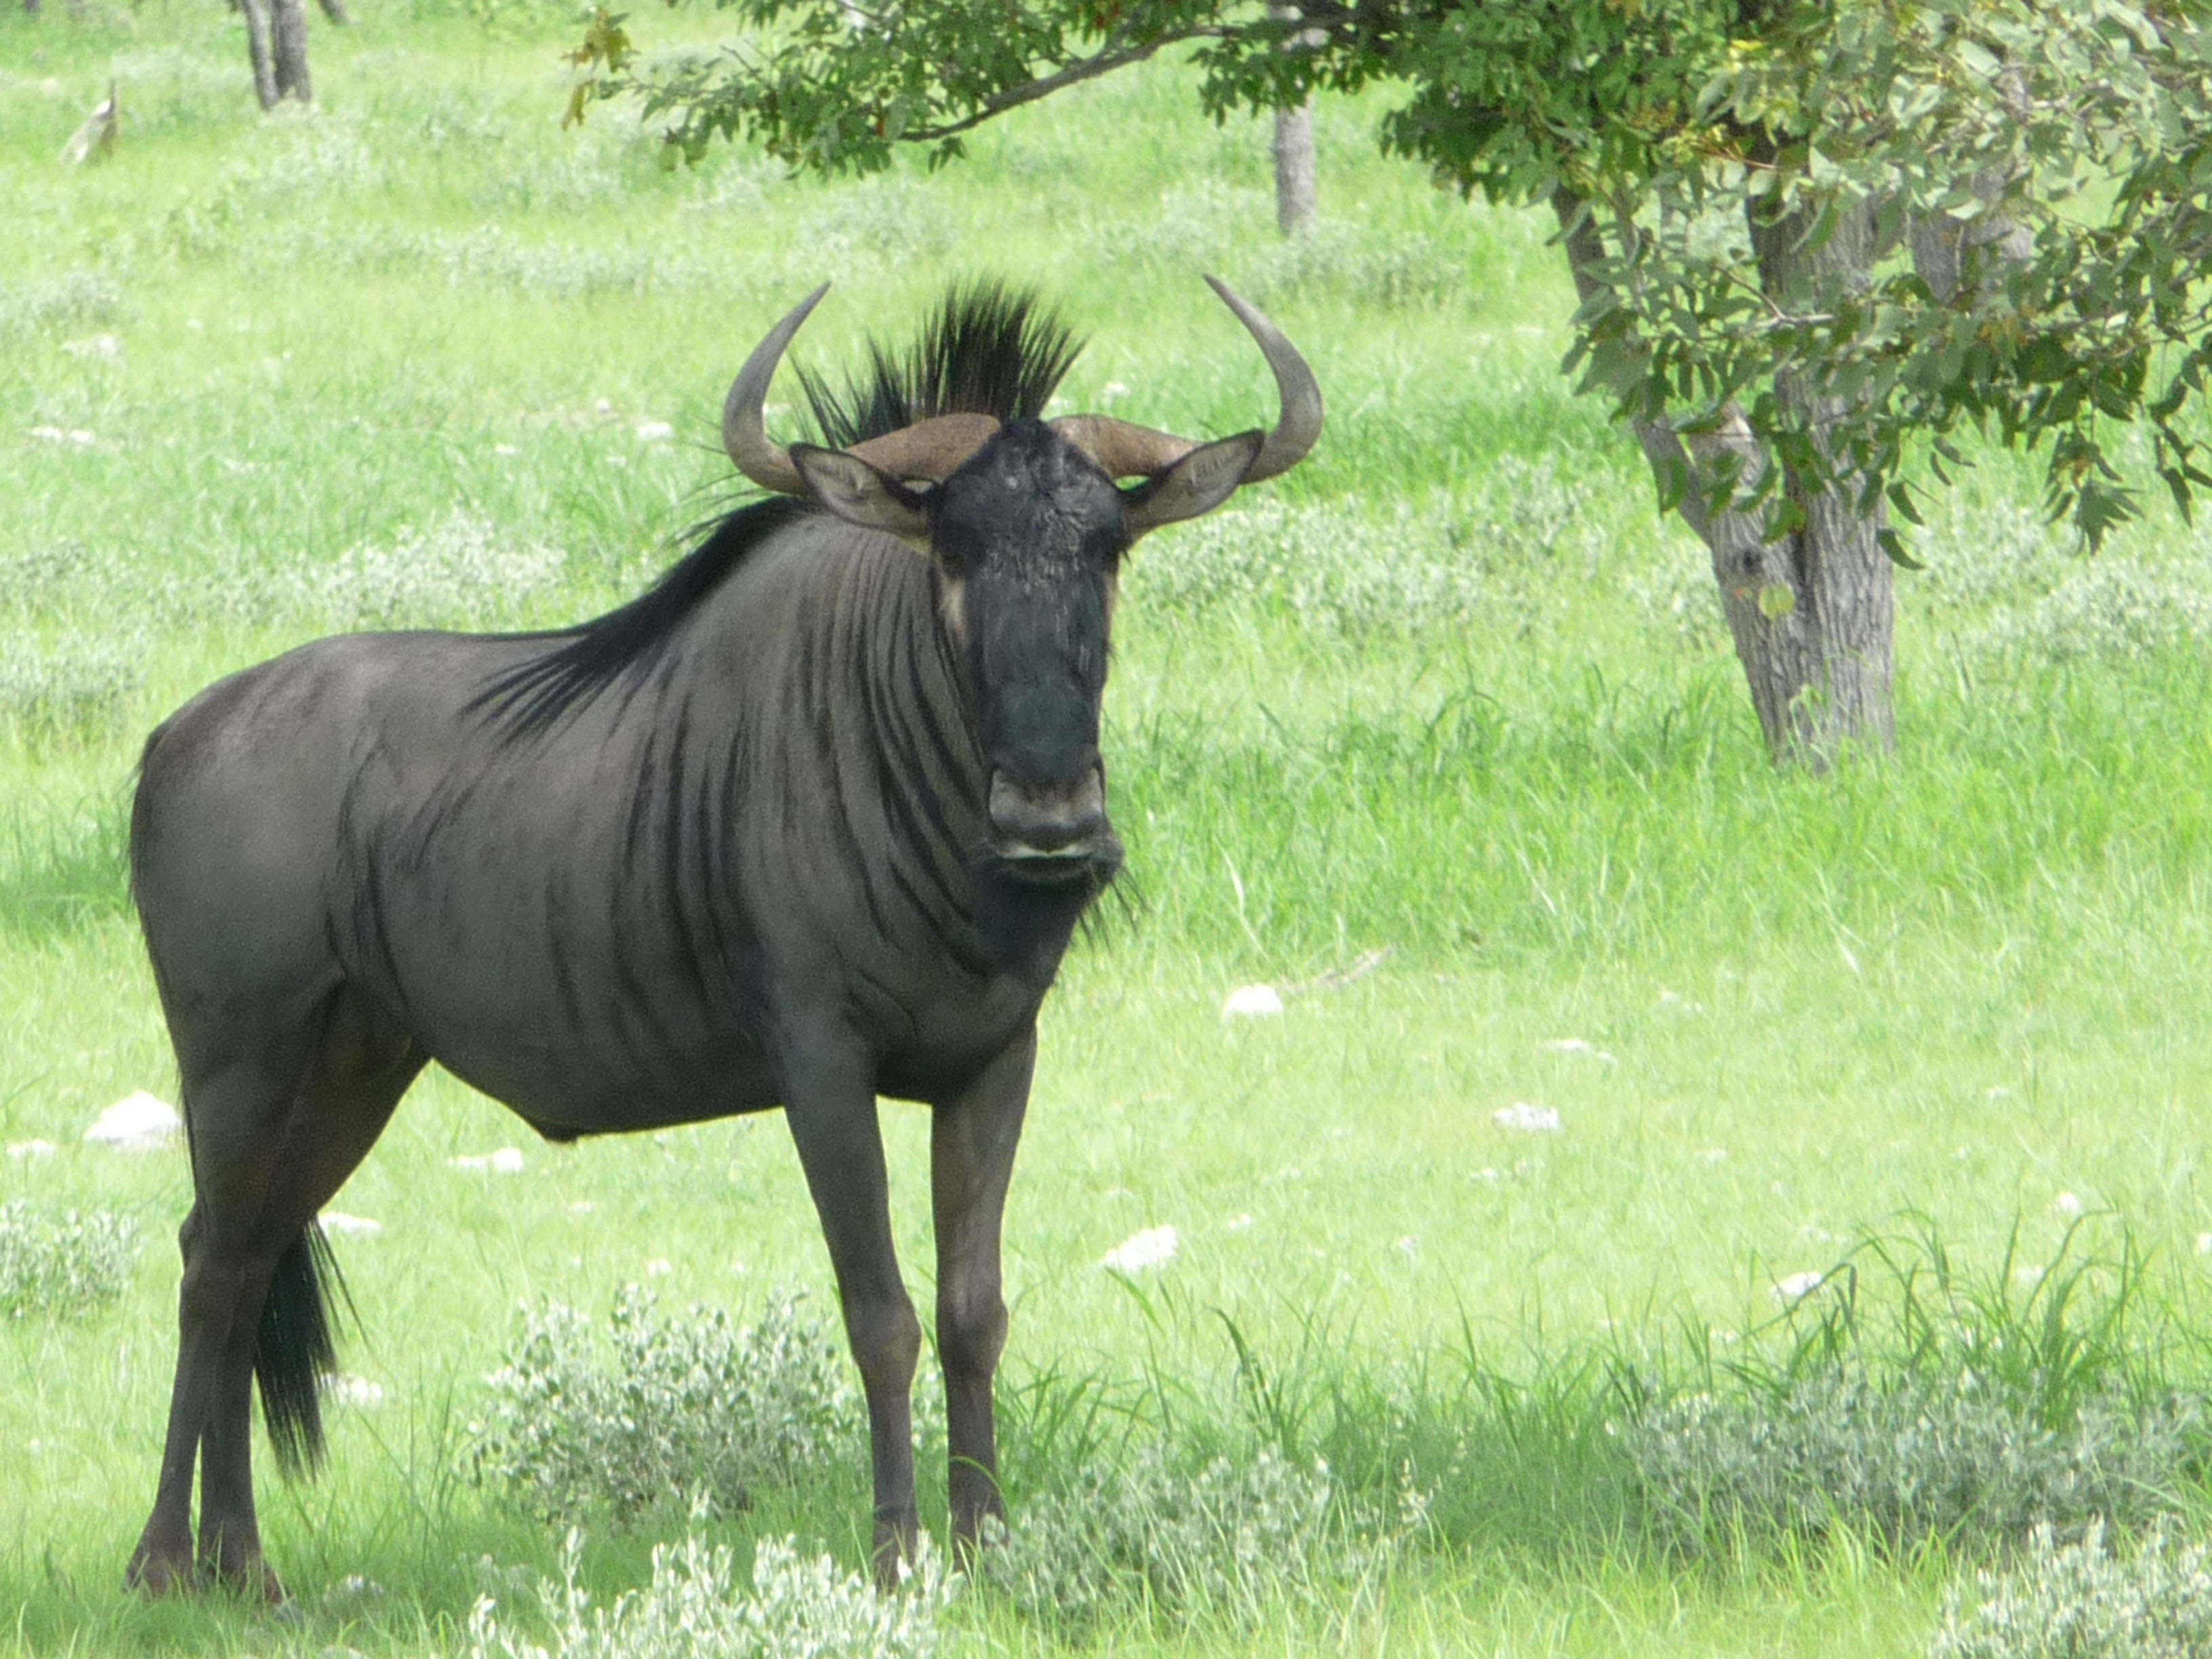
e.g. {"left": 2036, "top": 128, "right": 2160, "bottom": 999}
{"left": 1101, "top": 1225, "right": 1179, "bottom": 1273}
{"left": 85, "top": 1090, "right": 180, "bottom": 1150}
{"left": 453, "top": 1146, "right": 525, "bottom": 1174}
{"left": 6, "top": 1139, "right": 56, "bottom": 1160}
{"left": 319, "top": 1211, "right": 382, "bottom": 1237}
{"left": 1492, "top": 1102, "right": 1560, "bottom": 1134}
{"left": 1772, "top": 1270, "right": 1826, "bottom": 1303}
{"left": 1222, "top": 984, "right": 1284, "bottom": 1018}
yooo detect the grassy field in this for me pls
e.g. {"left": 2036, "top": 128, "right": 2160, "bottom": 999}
{"left": 8, "top": 3, "right": 2212, "bottom": 1654}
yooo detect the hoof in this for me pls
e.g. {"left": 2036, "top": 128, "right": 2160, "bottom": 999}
{"left": 125, "top": 1549, "right": 197, "bottom": 1599}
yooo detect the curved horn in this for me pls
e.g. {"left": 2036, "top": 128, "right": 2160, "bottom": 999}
{"left": 722, "top": 282, "right": 830, "bottom": 495}
{"left": 850, "top": 412, "right": 1004, "bottom": 483}
{"left": 1049, "top": 415, "right": 1197, "bottom": 480}
{"left": 1204, "top": 275, "right": 1323, "bottom": 483}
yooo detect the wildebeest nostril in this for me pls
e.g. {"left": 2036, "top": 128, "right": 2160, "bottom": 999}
{"left": 988, "top": 768, "right": 1107, "bottom": 852}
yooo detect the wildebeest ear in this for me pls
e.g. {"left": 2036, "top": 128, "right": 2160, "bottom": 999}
{"left": 789, "top": 444, "right": 933, "bottom": 543}
{"left": 1120, "top": 430, "right": 1265, "bottom": 540}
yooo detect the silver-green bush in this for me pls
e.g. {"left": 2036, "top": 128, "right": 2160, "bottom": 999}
{"left": 0, "top": 1202, "right": 140, "bottom": 1318}
{"left": 0, "top": 637, "right": 146, "bottom": 744}
{"left": 0, "top": 268, "right": 125, "bottom": 344}
{"left": 283, "top": 512, "right": 565, "bottom": 631}
{"left": 1933, "top": 1521, "right": 2212, "bottom": 1659}
{"left": 464, "top": 1530, "right": 951, "bottom": 1659}
{"left": 468, "top": 1287, "right": 861, "bottom": 1525}
{"left": 982, "top": 1443, "right": 1396, "bottom": 1629}
{"left": 1625, "top": 1370, "right": 2201, "bottom": 1554}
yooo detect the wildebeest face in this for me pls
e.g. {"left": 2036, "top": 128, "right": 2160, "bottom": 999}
{"left": 932, "top": 419, "right": 1124, "bottom": 884}
{"left": 731, "top": 279, "right": 1320, "bottom": 887}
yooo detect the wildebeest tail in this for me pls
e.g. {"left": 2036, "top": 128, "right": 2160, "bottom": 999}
{"left": 255, "top": 1223, "right": 348, "bottom": 1478}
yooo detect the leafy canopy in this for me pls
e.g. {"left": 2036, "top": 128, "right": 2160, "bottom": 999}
{"left": 573, "top": 0, "right": 2212, "bottom": 550}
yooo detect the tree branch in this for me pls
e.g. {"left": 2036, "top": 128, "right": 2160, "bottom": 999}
{"left": 901, "top": 26, "right": 1232, "bottom": 144}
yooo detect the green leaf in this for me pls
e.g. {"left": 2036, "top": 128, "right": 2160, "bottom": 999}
{"left": 1877, "top": 529, "right": 1925, "bottom": 570}
{"left": 1758, "top": 583, "right": 1798, "bottom": 619}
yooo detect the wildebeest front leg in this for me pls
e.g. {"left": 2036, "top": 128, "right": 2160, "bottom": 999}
{"left": 932, "top": 1026, "right": 1033, "bottom": 1557}
{"left": 783, "top": 1050, "right": 922, "bottom": 1586}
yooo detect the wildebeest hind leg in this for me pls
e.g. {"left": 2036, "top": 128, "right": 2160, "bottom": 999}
{"left": 130, "top": 985, "right": 420, "bottom": 1601}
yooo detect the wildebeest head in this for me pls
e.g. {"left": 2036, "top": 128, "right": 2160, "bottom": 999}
{"left": 722, "top": 279, "right": 1322, "bottom": 887}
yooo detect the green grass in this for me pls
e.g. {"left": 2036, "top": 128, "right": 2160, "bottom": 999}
{"left": 8, "top": 1, "right": 2212, "bottom": 1654}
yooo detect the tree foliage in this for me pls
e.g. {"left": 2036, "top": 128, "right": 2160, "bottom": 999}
{"left": 573, "top": 0, "right": 2212, "bottom": 553}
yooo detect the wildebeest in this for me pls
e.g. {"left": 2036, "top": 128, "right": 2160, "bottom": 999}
{"left": 123, "top": 276, "right": 1322, "bottom": 1597}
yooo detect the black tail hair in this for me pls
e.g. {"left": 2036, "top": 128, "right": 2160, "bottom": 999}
{"left": 254, "top": 1223, "right": 349, "bottom": 1479}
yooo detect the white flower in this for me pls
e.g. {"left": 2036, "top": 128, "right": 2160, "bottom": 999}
{"left": 634, "top": 419, "right": 674, "bottom": 442}
{"left": 2054, "top": 1191, "right": 2084, "bottom": 1216}
{"left": 328, "top": 1374, "right": 384, "bottom": 1408}
{"left": 84, "top": 1091, "right": 180, "bottom": 1151}
{"left": 1102, "top": 1225, "right": 1179, "bottom": 1273}
{"left": 1225, "top": 1213, "right": 1254, "bottom": 1232}
{"left": 644, "top": 1257, "right": 672, "bottom": 1277}
{"left": 1540, "top": 1038, "right": 1618, "bottom": 1063}
{"left": 454, "top": 1147, "right": 525, "bottom": 1174}
{"left": 1222, "top": 984, "right": 1284, "bottom": 1017}
{"left": 6, "top": 1140, "right": 55, "bottom": 1160}
{"left": 1772, "top": 1270, "right": 1826, "bottom": 1303}
{"left": 1492, "top": 1102, "right": 1560, "bottom": 1134}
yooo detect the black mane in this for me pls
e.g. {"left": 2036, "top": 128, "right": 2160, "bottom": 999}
{"left": 798, "top": 279, "right": 1082, "bottom": 445}
{"left": 476, "top": 281, "right": 1084, "bottom": 737}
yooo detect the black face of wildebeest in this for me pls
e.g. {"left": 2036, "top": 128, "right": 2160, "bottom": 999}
{"left": 928, "top": 419, "right": 1127, "bottom": 882}
{"left": 123, "top": 276, "right": 1319, "bottom": 1603}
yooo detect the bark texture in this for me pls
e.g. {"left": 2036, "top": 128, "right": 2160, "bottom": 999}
{"left": 316, "top": 0, "right": 350, "bottom": 24}
{"left": 1553, "top": 188, "right": 1894, "bottom": 766}
{"left": 1274, "top": 102, "right": 1316, "bottom": 236}
{"left": 244, "top": 0, "right": 312, "bottom": 109}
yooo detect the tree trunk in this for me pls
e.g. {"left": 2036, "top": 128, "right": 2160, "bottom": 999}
{"left": 1552, "top": 188, "right": 1894, "bottom": 766}
{"left": 1273, "top": 102, "right": 1316, "bottom": 236}
{"left": 316, "top": 0, "right": 350, "bottom": 24}
{"left": 241, "top": 0, "right": 281, "bottom": 110}
{"left": 24, "top": 0, "right": 40, "bottom": 18}
{"left": 270, "top": 0, "right": 312, "bottom": 102}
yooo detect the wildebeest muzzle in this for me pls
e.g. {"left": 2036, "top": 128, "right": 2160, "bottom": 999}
{"left": 987, "top": 766, "right": 1121, "bottom": 883}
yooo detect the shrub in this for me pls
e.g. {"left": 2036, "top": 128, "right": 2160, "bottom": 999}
{"left": 469, "top": 1287, "right": 861, "bottom": 1525}
{"left": 1933, "top": 1520, "right": 2212, "bottom": 1659}
{"left": 0, "top": 1203, "right": 140, "bottom": 1318}
{"left": 283, "top": 512, "right": 565, "bottom": 631}
{"left": 0, "top": 637, "right": 146, "bottom": 744}
{"left": 1624, "top": 1370, "right": 2203, "bottom": 1555}
{"left": 0, "top": 269, "right": 125, "bottom": 345}
{"left": 464, "top": 1530, "right": 951, "bottom": 1659}
{"left": 981, "top": 1442, "right": 1397, "bottom": 1630}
